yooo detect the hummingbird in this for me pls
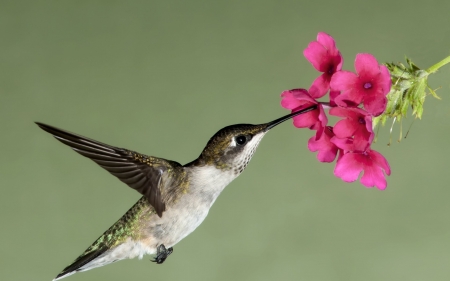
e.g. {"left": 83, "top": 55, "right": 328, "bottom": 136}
{"left": 36, "top": 105, "right": 316, "bottom": 280}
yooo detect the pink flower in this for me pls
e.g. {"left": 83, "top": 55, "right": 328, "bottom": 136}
{"left": 280, "top": 32, "right": 392, "bottom": 189}
{"left": 304, "top": 32, "right": 343, "bottom": 99}
{"left": 330, "top": 53, "right": 391, "bottom": 116}
{"left": 330, "top": 107, "right": 374, "bottom": 151}
{"left": 308, "top": 126, "right": 339, "bottom": 162}
{"left": 280, "top": 89, "right": 327, "bottom": 130}
{"left": 334, "top": 149, "right": 391, "bottom": 190}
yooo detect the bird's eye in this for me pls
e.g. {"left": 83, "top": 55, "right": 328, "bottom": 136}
{"left": 235, "top": 135, "right": 247, "bottom": 145}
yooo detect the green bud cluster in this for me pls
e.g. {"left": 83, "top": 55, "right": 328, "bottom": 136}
{"left": 373, "top": 55, "right": 450, "bottom": 141}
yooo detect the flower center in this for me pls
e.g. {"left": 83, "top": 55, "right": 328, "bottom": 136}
{"left": 327, "top": 65, "right": 334, "bottom": 74}
{"left": 358, "top": 117, "right": 365, "bottom": 124}
{"left": 363, "top": 82, "right": 372, "bottom": 89}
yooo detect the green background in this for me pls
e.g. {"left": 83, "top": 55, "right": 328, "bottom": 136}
{"left": 2, "top": 1, "right": 450, "bottom": 281}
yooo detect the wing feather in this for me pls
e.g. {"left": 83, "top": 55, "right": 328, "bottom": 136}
{"left": 36, "top": 122, "right": 184, "bottom": 217}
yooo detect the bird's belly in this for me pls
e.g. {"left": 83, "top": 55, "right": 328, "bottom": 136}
{"left": 146, "top": 195, "right": 212, "bottom": 249}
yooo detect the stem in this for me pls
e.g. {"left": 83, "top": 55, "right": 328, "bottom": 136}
{"left": 318, "top": 101, "right": 331, "bottom": 109}
{"left": 426, "top": 55, "right": 450, "bottom": 74}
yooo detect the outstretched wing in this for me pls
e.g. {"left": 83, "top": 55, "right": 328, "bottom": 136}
{"left": 36, "top": 122, "right": 183, "bottom": 217}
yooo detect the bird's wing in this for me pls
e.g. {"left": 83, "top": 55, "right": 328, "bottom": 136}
{"left": 36, "top": 122, "right": 185, "bottom": 217}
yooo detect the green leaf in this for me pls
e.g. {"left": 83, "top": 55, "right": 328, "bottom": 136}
{"left": 427, "top": 86, "right": 441, "bottom": 100}
{"left": 406, "top": 57, "right": 420, "bottom": 71}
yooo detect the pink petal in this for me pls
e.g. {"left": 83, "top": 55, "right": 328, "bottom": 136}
{"left": 335, "top": 55, "right": 344, "bottom": 72}
{"left": 369, "top": 149, "right": 391, "bottom": 175}
{"left": 329, "top": 90, "right": 340, "bottom": 107}
{"left": 280, "top": 89, "right": 313, "bottom": 110}
{"left": 292, "top": 104, "right": 327, "bottom": 130}
{"left": 292, "top": 110, "right": 318, "bottom": 129}
{"left": 354, "top": 116, "right": 374, "bottom": 151}
{"left": 317, "top": 146, "right": 338, "bottom": 162}
{"left": 308, "top": 126, "right": 338, "bottom": 162}
{"left": 330, "top": 71, "right": 358, "bottom": 92}
{"left": 281, "top": 90, "right": 302, "bottom": 110}
{"left": 333, "top": 118, "right": 357, "bottom": 138}
{"left": 334, "top": 89, "right": 363, "bottom": 108}
{"left": 317, "top": 32, "right": 337, "bottom": 54}
{"left": 291, "top": 88, "right": 317, "bottom": 103}
{"left": 309, "top": 73, "right": 330, "bottom": 99}
{"left": 329, "top": 107, "right": 367, "bottom": 119}
{"left": 363, "top": 94, "right": 387, "bottom": 116}
{"left": 330, "top": 136, "right": 354, "bottom": 153}
{"left": 334, "top": 153, "right": 363, "bottom": 182}
{"left": 307, "top": 128, "right": 323, "bottom": 152}
{"left": 353, "top": 132, "right": 372, "bottom": 152}
{"left": 360, "top": 164, "right": 387, "bottom": 190}
{"left": 354, "top": 53, "right": 380, "bottom": 79}
{"left": 364, "top": 116, "right": 375, "bottom": 144}
{"left": 303, "top": 41, "right": 329, "bottom": 72}
{"left": 379, "top": 65, "right": 392, "bottom": 95}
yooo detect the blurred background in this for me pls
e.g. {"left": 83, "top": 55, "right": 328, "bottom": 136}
{"left": 1, "top": 1, "right": 450, "bottom": 280}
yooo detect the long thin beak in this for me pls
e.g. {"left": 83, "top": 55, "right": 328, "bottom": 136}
{"left": 264, "top": 105, "right": 317, "bottom": 131}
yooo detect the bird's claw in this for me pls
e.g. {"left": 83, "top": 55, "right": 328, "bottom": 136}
{"left": 151, "top": 244, "right": 173, "bottom": 264}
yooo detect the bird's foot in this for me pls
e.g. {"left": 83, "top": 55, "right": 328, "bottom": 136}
{"left": 151, "top": 244, "right": 173, "bottom": 264}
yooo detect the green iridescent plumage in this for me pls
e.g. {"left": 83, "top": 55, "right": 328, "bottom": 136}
{"left": 55, "top": 197, "right": 153, "bottom": 279}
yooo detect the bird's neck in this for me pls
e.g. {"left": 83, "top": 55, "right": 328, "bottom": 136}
{"left": 184, "top": 164, "right": 239, "bottom": 206}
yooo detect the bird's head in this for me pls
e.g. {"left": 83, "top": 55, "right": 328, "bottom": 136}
{"left": 188, "top": 105, "right": 317, "bottom": 173}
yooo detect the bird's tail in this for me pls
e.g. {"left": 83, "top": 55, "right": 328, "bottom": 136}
{"left": 53, "top": 197, "right": 150, "bottom": 280}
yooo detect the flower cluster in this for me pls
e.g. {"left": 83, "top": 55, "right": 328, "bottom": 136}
{"left": 281, "top": 32, "right": 391, "bottom": 189}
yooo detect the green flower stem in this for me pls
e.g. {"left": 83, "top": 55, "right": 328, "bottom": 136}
{"left": 426, "top": 55, "right": 450, "bottom": 74}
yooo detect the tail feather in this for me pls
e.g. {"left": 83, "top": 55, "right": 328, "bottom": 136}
{"left": 53, "top": 245, "right": 109, "bottom": 280}
{"left": 52, "top": 197, "right": 151, "bottom": 280}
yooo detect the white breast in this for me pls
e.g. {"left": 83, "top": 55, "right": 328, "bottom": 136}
{"left": 160, "top": 165, "right": 237, "bottom": 245}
